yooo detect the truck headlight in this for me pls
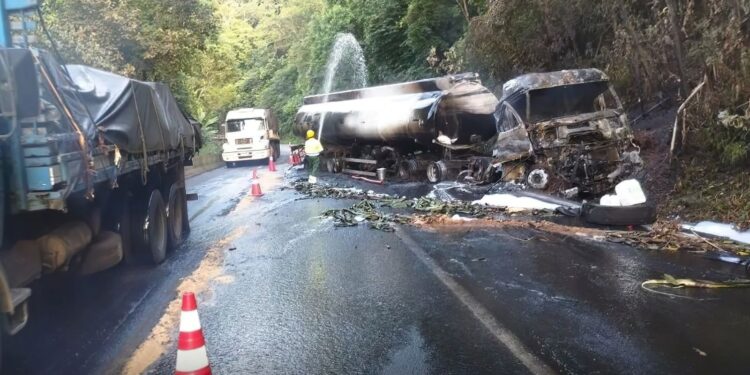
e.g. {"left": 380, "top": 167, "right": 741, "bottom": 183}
{"left": 222, "top": 143, "right": 230, "bottom": 152}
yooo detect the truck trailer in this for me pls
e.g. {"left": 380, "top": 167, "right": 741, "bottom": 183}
{"left": 293, "top": 73, "right": 499, "bottom": 182}
{"left": 0, "top": 46, "right": 200, "bottom": 353}
{"left": 294, "top": 70, "right": 643, "bottom": 196}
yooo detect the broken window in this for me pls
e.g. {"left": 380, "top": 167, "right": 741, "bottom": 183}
{"left": 527, "top": 81, "right": 611, "bottom": 122}
{"left": 496, "top": 103, "right": 523, "bottom": 133}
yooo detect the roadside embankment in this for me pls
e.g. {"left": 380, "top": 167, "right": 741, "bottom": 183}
{"left": 185, "top": 153, "right": 224, "bottom": 179}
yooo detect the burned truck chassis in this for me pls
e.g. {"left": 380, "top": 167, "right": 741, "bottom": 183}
{"left": 317, "top": 143, "right": 502, "bottom": 186}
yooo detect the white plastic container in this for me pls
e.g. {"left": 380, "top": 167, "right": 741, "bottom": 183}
{"left": 599, "top": 194, "right": 622, "bottom": 207}
{"left": 614, "top": 179, "right": 647, "bottom": 206}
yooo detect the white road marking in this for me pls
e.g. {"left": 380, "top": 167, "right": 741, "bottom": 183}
{"left": 394, "top": 227, "right": 554, "bottom": 375}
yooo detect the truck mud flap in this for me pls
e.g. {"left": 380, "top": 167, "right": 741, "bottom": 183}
{"left": 582, "top": 202, "right": 657, "bottom": 226}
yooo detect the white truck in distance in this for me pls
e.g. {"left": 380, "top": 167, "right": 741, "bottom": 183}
{"left": 222, "top": 108, "right": 281, "bottom": 167}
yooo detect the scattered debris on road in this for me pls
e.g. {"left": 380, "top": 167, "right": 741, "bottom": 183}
{"left": 322, "top": 200, "right": 410, "bottom": 232}
{"left": 294, "top": 181, "right": 749, "bottom": 258}
{"left": 607, "top": 221, "right": 750, "bottom": 254}
{"left": 642, "top": 274, "right": 750, "bottom": 290}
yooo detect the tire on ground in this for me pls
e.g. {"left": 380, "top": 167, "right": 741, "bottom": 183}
{"left": 581, "top": 202, "right": 657, "bottom": 226}
{"left": 427, "top": 161, "right": 448, "bottom": 183}
{"left": 166, "top": 183, "right": 186, "bottom": 251}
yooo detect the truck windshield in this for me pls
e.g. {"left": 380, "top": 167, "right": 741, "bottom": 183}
{"left": 227, "top": 118, "right": 265, "bottom": 133}
{"left": 527, "top": 82, "right": 612, "bottom": 122}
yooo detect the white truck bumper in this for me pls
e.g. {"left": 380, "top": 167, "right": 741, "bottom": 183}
{"left": 222, "top": 149, "right": 270, "bottom": 162}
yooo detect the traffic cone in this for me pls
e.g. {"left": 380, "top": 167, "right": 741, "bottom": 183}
{"left": 252, "top": 168, "right": 258, "bottom": 179}
{"left": 268, "top": 156, "right": 277, "bottom": 172}
{"left": 250, "top": 182, "right": 264, "bottom": 197}
{"left": 175, "top": 292, "right": 211, "bottom": 375}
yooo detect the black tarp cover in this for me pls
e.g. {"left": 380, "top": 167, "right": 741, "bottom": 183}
{"left": 63, "top": 63, "right": 196, "bottom": 154}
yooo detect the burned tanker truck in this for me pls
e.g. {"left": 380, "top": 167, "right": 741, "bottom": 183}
{"left": 293, "top": 73, "right": 499, "bottom": 182}
{"left": 294, "top": 69, "right": 643, "bottom": 197}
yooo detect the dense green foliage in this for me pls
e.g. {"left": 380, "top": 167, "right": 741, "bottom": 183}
{"left": 44, "top": 0, "right": 749, "bottom": 165}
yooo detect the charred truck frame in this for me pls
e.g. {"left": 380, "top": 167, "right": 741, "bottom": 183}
{"left": 294, "top": 69, "right": 642, "bottom": 197}
{"left": 294, "top": 73, "right": 499, "bottom": 182}
{"left": 484, "top": 69, "right": 643, "bottom": 195}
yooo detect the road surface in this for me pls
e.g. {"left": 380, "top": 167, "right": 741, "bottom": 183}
{"left": 5, "top": 154, "right": 750, "bottom": 374}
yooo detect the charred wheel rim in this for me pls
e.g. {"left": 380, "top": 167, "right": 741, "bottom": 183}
{"left": 427, "top": 161, "right": 446, "bottom": 183}
{"left": 145, "top": 189, "right": 168, "bottom": 264}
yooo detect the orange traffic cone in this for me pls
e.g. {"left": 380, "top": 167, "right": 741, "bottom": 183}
{"left": 250, "top": 182, "right": 263, "bottom": 197}
{"left": 268, "top": 156, "right": 277, "bottom": 172}
{"left": 175, "top": 292, "right": 211, "bottom": 375}
{"left": 252, "top": 168, "right": 258, "bottom": 179}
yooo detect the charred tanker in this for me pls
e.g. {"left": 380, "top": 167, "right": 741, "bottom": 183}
{"left": 294, "top": 73, "right": 499, "bottom": 181}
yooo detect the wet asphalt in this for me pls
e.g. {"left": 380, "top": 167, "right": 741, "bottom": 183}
{"left": 5, "top": 152, "right": 750, "bottom": 374}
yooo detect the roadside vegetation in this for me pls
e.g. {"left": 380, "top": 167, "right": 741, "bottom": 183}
{"left": 41, "top": 0, "right": 750, "bottom": 225}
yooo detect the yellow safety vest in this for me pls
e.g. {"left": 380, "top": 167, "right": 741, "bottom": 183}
{"left": 304, "top": 138, "right": 324, "bottom": 156}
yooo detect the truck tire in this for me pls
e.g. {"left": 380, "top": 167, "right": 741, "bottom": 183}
{"left": 398, "top": 160, "right": 418, "bottom": 181}
{"left": 427, "top": 161, "right": 448, "bottom": 183}
{"left": 118, "top": 196, "right": 138, "bottom": 265}
{"left": 144, "top": 190, "right": 168, "bottom": 264}
{"left": 325, "top": 158, "right": 342, "bottom": 173}
{"left": 167, "top": 183, "right": 186, "bottom": 251}
{"left": 582, "top": 202, "right": 658, "bottom": 226}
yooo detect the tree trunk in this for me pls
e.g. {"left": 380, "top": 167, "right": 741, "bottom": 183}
{"left": 456, "top": 0, "right": 470, "bottom": 22}
{"left": 665, "top": 0, "right": 690, "bottom": 98}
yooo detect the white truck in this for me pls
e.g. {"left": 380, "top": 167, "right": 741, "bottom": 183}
{"left": 222, "top": 108, "right": 281, "bottom": 167}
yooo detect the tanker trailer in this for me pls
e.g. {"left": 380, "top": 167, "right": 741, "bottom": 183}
{"left": 294, "top": 73, "right": 499, "bottom": 182}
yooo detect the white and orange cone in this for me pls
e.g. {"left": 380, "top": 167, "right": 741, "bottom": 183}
{"left": 175, "top": 292, "right": 211, "bottom": 375}
{"left": 268, "top": 156, "right": 277, "bottom": 172}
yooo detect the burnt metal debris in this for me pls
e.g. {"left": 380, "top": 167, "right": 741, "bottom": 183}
{"left": 292, "top": 68, "right": 645, "bottom": 199}
{"left": 294, "top": 181, "right": 554, "bottom": 231}
{"left": 489, "top": 68, "right": 643, "bottom": 195}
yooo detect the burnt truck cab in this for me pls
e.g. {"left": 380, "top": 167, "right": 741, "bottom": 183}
{"left": 491, "top": 69, "right": 643, "bottom": 195}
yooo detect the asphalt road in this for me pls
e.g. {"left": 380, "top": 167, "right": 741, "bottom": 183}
{"left": 5, "top": 153, "right": 750, "bottom": 374}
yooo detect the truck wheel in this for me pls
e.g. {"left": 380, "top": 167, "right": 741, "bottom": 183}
{"left": 167, "top": 184, "right": 186, "bottom": 250}
{"left": 144, "top": 190, "right": 168, "bottom": 264}
{"left": 427, "top": 161, "right": 448, "bottom": 183}
{"left": 118, "top": 196, "right": 138, "bottom": 265}
{"left": 325, "top": 158, "right": 342, "bottom": 173}
{"left": 398, "top": 160, "right": 418, "bottom": 181}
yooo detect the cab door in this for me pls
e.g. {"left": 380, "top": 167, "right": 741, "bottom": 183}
{"left": 492, "top": 102, "right": 533, "bottom": 163}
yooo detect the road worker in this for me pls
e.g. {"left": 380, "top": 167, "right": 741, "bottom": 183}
{"left": 304, "top": 129, "right": 324, "bottom": 183}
